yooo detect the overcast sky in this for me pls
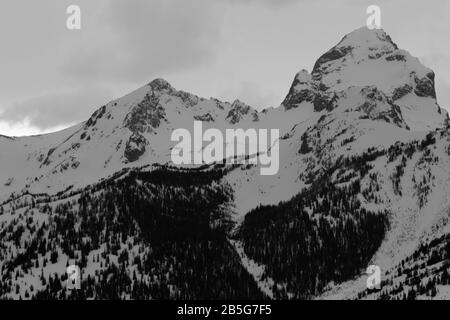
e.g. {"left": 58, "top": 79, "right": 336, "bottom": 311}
{"left": 0, "top": 0, "right": 449, "bottom": 136}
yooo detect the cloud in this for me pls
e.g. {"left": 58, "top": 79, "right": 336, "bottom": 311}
{"left": 220, "top": 81, "right": 281, "bottom": 110}
{"left": 0, "top": 87, "right": 113, "bottom": 130}
{"left": 63, "top": 0, "right": 223, "bottom": 83}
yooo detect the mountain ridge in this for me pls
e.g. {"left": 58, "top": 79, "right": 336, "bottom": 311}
{"left": 1, "top": 26, "right": 450, "bottom": 300}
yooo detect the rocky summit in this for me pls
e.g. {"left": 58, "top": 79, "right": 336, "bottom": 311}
{"left": 1, "top": 27, "right": 450, "bottom": 300}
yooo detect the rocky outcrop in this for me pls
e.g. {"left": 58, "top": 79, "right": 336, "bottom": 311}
{"left": 148, "top": 78, "right": 176, "bottom": 94}
{"left": 226, "top": 100, "right": 258, "bottom": 124}
{"left": 124, "top": 133, "right": 147, "bottom": 162}
{"left": 413, "top": 72, "right": 436, "bottom": 99}
{"left": 124, "top": 93, "right": 166, "bottom": 133}
{"left": 356, "top": 86, "right": 407, "bottom": 129}
{"left": 194, "top": 113, "right": 215, "bottom": 122}
{"left": 392, "top": 84, "right": 413, "bottom": 101}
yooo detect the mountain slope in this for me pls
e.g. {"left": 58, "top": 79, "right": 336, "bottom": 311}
{"left": 1, "top": 26, "right": 450, "bottom": 300}
{"left": 226, "top": 28, "right": 450, "bottom": 299}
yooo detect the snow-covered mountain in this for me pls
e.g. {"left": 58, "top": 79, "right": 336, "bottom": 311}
{"left": 1, "top": 26, "right": 449, "bottom": 300}
{"left": 0, "top": 79, "right": 260, "bottom": 201}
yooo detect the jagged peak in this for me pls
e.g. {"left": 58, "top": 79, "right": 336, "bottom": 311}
{"left": 312, "top": 26, "right": 398, "bottom": 75}
{"left": 148, "top": 78, "right": 176, "bottom": 93}
{"left": 227, "top": 99, "right": 259, "bottom": 124}
{"left": 294, "top": 69, "right": 312, "bottom": 84}
{"left": 231, "top": 99, "right": 250, "bottom": 109}
{"left": 281, "top": 70, "right": 320, "bottom": 110}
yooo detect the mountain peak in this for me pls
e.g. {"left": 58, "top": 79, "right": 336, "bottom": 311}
{"left": 312, "top": 26, "right": 398, "bottom": 75}
{"left": 148, "top": 78, "right": 176, "bottom": 93}
{"left": 282, "top": 26, "right": 448, "bottom": 130}
{"left": 337, "top": 26, "right": 398, "bottom": 50}
{"left": 294, "top": 69, "right": 312, "bottom": 84}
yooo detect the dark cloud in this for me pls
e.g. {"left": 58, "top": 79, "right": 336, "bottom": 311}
{"left": 0, "top": 87, "right": 113, "bottom": 130}
{"left": 63, "top": 0, "right": 222, "bottom": 83}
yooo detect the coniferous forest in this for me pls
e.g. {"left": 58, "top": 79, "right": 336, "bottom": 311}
{"left": 0, "top": 166, "right": 264, "bottom": 299}
{"left": 1, "top": 130, "right": 450, "bottom": 300}
{"left": 239, "top": 161, "right": 390, "bottom": 298}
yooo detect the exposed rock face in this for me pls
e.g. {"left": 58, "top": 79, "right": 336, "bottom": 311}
{"left": 385, "top": 53, "right": 406, "bottom": 62}
{"left": 392, "top": 84, "right": 413, "bottom": 101}
{"left": 85, "top": 105, "right": 107, "bottom": 128}
{"left": 282, "top": 70, "right": 317, "bottom": 110}
{"left": 124, "top": 132, "right": 147, "bottom": 162}
{"left": 282, "top": 70, "right": 336, "bottom": 112}
{"left": 226, "top": 100, "right": 259, "bottom": 124}
{"left": 413, "top": 72, "right": 436, "bottom": 99}
{"left": 312, "top": 45, "right": 354, "bottom": 74}
{"left": 194, "top": 113, "right": 215, "bottom": 122}
{"left": 312, "top": 92, "right": 337, "bottom": 113}
{"left": 175, "top": 90, "right": 200, "bottom": 108}
{"left": 124, "top": 93, "right": 166, "bottom": 133}
{"left": 356, "top": 86, "right": 407, "bottom": 129}
{"left": 148, "top": 78, "right": 176, "bottom": 94}
{"left": 281, "top": 27, "right": 447, "bottom": 131}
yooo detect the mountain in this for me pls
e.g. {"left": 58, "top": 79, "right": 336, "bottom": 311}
{"left": 283, "top": 27, "right": 446, "bottom": 130}
{"left": 1, "top": 27, "right": 450, "bottom": 300}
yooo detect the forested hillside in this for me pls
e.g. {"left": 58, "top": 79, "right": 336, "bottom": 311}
{"left": 0, "top": 166, "right": 264, "bottom": 299}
